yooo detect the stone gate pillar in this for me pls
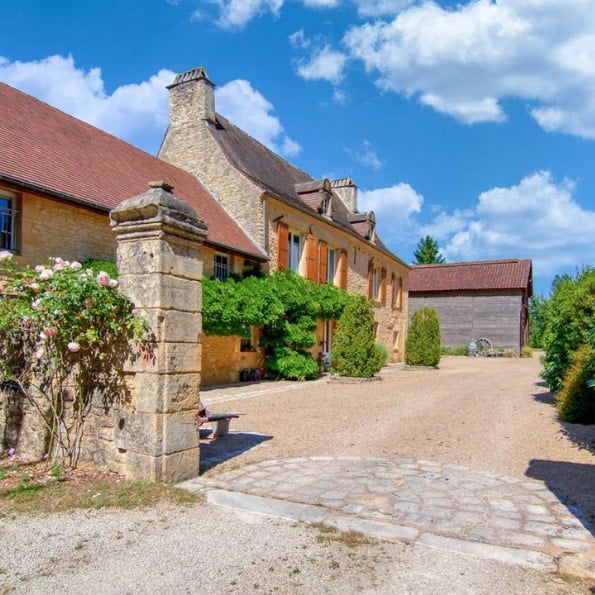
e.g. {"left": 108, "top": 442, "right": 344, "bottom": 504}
{"left": 110, "top": 181, "right": 208, "bottom": 482}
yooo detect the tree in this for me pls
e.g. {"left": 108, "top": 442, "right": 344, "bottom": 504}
{"left": 541, "top": 268, "right": 595, "bottom": 393}
{"left": 413, "top": 236, "right": 446, "bottom": 265}
{"left": 405, "top": 307, "right": 441, "bottom": 367}
{"left": 331, "top": 294, "right": 385, "bottom": 378}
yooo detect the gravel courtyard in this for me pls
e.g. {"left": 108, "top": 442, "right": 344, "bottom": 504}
{"left": 2, "top": 354, "right": 594, "bottom": 594}
{"left": 201, "top": 355, "right": 595, "bottom": 525}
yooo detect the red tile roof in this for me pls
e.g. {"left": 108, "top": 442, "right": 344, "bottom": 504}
{"left": 0, "top": 82, "right": 264, "bottom": 259}
{"left": 409, "top": 259, "right": 533, "bottom": 295}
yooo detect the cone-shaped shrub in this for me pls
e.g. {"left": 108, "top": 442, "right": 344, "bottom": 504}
{"left": 331, "top": 294, "right": 384, "bottom": 378}
{"left": 406, "top": 307, "right": 441, "bottom": 367}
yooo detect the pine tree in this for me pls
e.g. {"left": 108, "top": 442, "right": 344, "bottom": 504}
{"left": 413, "top": 236, "right": 446, "bottom": 265}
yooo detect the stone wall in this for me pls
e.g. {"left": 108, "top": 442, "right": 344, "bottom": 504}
{"left": 14, "top": 189, "right": 114, "bottom": 266}
{"left": 201, "top": 334, "right": 265, "bottom": 386}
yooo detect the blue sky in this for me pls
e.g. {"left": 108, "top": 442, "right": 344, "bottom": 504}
{"left": 2, "top": 0, "right": 595, "bottom": 295}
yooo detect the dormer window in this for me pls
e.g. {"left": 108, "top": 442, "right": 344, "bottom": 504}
{"left": 319, "top": 196, "right": 332, "bottom": 217}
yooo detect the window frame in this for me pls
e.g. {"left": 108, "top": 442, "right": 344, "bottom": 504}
{"left": 287, "top": 231, "right": 303, "bottom": 273}
{"left": 327, "top": 247, "right": 338, "bottom": 284}
{"left": 213, "top": 253, "right": 230, "bottom": 280}
{"left": 0, "top": 188, "right": 18, "bottom": 253}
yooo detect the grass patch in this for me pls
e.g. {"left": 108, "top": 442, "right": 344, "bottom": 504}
{"left": 440, "top": 346, "right": 468, "bottom": 356}
{"left": 0, "top": 460, "right": 200, "bottom": 516}
{"left": 312, "top": 523, "right": 375, "bottom": 548}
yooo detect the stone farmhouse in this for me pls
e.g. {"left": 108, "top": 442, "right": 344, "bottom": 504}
{"left": 408, "top": 259, "right": 533, "bottom": 353}
{"left": 0, "top": 68, "right": 410, "bottom": 385}
{"left": 159, "top": 67, "right": 410, "bottom": 381}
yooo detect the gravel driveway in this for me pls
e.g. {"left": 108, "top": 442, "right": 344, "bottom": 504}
{"left": 202, "top": 355, "right": 594, "bottom": 524}
{"left": 2, "top": 354, "right": 594, "bottom": 594}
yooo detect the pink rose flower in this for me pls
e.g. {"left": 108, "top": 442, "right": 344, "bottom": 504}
{"left": 30, "top": 282, "right": 41, "bottom": 293}
{"left": 35, "top": 348, "right": 44, "bottom": 359}
{"left": 39, "top": 268, "right": 54, "bottom": 280}
{"left": 45, "top": 327, "right": 58, "bottom": 338}
{"left": 96, "top": 271, "right": 111, "bottom": 286}
{"left": 0, "top": 251, "right": 13, "bottom": 261}
{"left": 67, "top": 341, "right": 81, "bottom": 353}
{"left": 70, "top": 261, "right": 82, "bottom": 270}
{"left": 31, "top": 299, "right": 41, "bottom": 311}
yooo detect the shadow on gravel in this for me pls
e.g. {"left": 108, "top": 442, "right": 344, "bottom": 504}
{"left": 532, "top": 388, "right": 595, "bottom": 453}
{"left": 199, "top": 431, "right": 273, "bottom": 474}
{"left": 526, "top": 459, "right": 595, "bottom": 535}
{"left": 532, "top": 389, "right": 555, "bottom": 405}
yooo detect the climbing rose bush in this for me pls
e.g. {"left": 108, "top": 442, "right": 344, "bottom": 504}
{"left": 0, "top": 252, "right": 148, "bottom": 468}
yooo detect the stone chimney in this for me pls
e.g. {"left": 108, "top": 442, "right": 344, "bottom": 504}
{"left": 166, "top": 66, "right": 216, "bottom": 128}
{"left": 331, "top": 178, "right": 358, "bottom": 213}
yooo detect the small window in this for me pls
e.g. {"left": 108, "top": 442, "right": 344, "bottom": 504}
{"left": 327, "top": 248, "right": 338, "bottom": 284}
{"left": 240, "top": 327, "right": 258, "bottom": 352}
{"left": 214, "top": 254, "right": 230, "bottom": 280}
{"left": 288, "top": 232, "right": 303, "bottom": 273}
{"left": 372, "top": 268, "right": 381, "bottom": 300}
{"left": 0, "top": 190, "right": 17, "bottom": 252}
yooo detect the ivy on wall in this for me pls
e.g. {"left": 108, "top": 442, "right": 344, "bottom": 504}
{"left": 203, "top": 270, "right": 348, "bottom": 380}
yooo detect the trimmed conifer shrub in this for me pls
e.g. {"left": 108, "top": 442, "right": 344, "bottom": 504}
{"left": 556, "top": 344, "right": 595, "bottom": 424}
{"left": 405, "top": 307, "right": 441, "bottom": 367}
{"left": 331, "top": 294, "right": 384, "bottom": 378}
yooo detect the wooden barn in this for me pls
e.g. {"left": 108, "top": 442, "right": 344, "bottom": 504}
{"left": 408, "top": 259, "right": 533, "bottom": 353}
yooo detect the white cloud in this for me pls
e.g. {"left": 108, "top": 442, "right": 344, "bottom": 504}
{"left": 0, "top": 55, "right": 301, "bottom": 159}
{"left": 437, "top": 171, "right": 595, "bottom": 276}
{"left": 332, "top": 89, "right": 347, "bottom": 104}
{"left": 303, "top": 0, "right": 340, "bottom": 7}
{"left": 215, "top": 79, "right": 301, "bottom": 157}
{"left": 0, "top": 55, "right": 173, "bottom": 153}
{"left": 352, "top": 0, "right": 415, "bottom": 17}
{"left": 343, "top": 0, "right": 595, "bottom": 138}
{"left": 210, "top": 0, "right": 283, "bottom": 29}
{"left": 351, "top": 140, "right": 383, "bottom": 170}
{"left": 296, "top": 46, "right": 347, "bottom": 85}
{"left": 289, "top": 29, "right": 311, "bottom": 49}
{"left": 359, "top": 182, "right": 423, "bottom": 238}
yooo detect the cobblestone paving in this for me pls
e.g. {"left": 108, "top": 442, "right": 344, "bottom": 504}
{"left": 199, "top": 456, "right": 595, "bottom": 560}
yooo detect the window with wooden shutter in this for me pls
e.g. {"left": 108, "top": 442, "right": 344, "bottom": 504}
{"left": 318, "top": 240, "right": 328, "bottom": 284}
{"left": 339, "top": 249, "right": 348, "bottom": 290}
{"left": 367, "top": 259, "right": 374, "bottom": 299}
{"left": 306, "top": 234, "right": 317, "bottom": 282}
{"left": 277, "top": 222, "right": 289, "bottom": 270}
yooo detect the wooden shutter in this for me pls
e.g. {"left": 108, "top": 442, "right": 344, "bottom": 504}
{"left": 380, "top": 268, "right": 387, "bottom": 304}
{"left": 277, "top": 222, "right": 288, "bottom": 270}
{"left": 390, "top": 273, "right": 396, "bottom": 309}
{"left": 306, "top": 234, "right": 317, "bottom": 282}
{"left": 318, "top": 240, "right": 328, "bottom": 284}
{"left": 339, "top": 250, "right": 348, "bottom": 290}
{"left": 367, "top": 259, "right": 374, "bottom": 299}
